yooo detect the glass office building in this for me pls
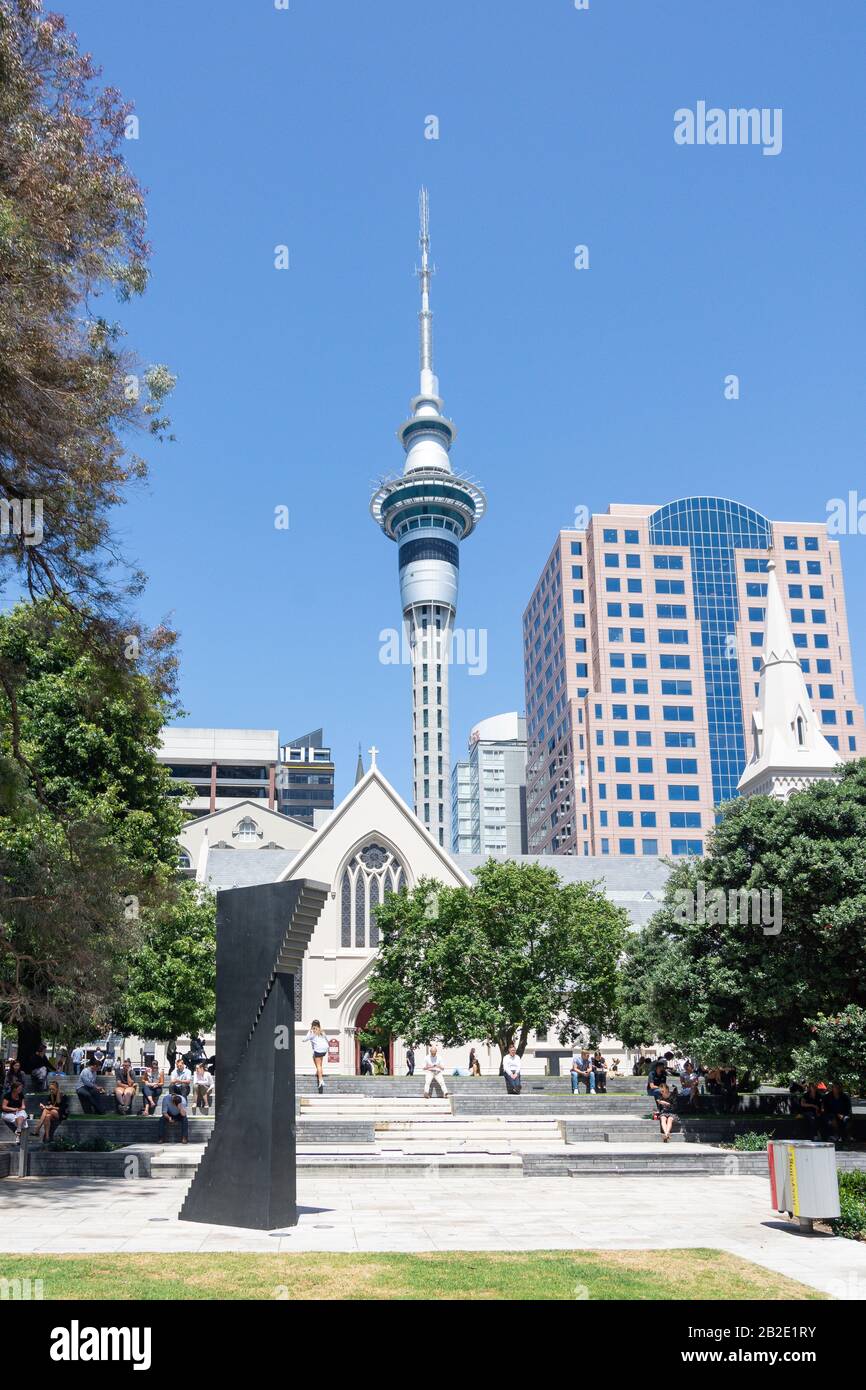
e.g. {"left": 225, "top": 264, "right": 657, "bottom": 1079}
{"left": 523, "top": 498, "right": 864, "bottom": 857}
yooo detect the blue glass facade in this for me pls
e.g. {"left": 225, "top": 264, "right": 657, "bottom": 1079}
{"left": 648, "top": 497, "right": 772, "bottom": 806}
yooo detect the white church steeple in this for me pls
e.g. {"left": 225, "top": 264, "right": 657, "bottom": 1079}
{"left": 737, "top": 556, "right": 840, "bottom": 800}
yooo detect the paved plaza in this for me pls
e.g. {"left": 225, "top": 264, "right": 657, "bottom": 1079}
{"left": 1, "top": 1173, "right": 865, "bottom": 1298}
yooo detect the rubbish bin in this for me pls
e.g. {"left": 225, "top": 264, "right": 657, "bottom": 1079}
{"left": 767, "top": 1139, "right": 840, "bottom": 1231}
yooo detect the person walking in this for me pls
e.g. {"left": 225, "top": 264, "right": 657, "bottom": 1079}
{"left": 71, "top": 1045, "right": 85, "bottom": 1077}
{"left": 502, "top": 1044, "right": 522, "bottom": 1096}
{"left": 422, "top": 1043, "right": 449, "bottom": 1099}
{"left": 405, "top": 1045, "right": 415, "bottom": 1077}
{"left": 305, "top": 1020, "right": 329, "bottom": 1094}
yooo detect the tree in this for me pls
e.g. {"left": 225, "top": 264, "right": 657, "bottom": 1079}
{"left": 0, "top": 0, "right": 174, "bottom": 618}
{"left": 791, "top": 1006, "right": 866, "bottom": 1094}
{"left": 618, "top": 761, "right": 866, "bottom": 1078}
{"left": 0, "top": 600, "right": 185, "bottom": 1054}
{"left": 368, "top": 858, "right": 628, "bottom": 1060}
{"left": 115, "top": 883, "right": 216, "bottom": 1060}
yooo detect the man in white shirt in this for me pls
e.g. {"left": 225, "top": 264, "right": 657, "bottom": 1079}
{"left": 169, "top": 1061, "right": 192, "bottom": 1099}
{"left": 71, "top": 1045, "right": 85, "bottom": 1077}
{"left": 422, "top": 1043, "right": 448, "bottom": 1098}
{"left": 502, "top": 1044, "right": 522, "bottom": 1095}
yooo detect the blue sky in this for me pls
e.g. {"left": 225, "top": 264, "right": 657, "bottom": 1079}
{"left": 59, "top": 0, "right": 866, "bottom": 804}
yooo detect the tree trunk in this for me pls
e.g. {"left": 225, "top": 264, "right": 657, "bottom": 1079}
{"left": 16, "top": 1018, "right": 41, "bottom": 1070}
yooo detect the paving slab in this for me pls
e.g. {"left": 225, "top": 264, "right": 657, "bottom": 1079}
{"left": 1, "top": 1174, "right": 865, "bottom": 1298}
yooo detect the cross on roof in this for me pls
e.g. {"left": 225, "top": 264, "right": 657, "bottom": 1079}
{"left": 368, "top": 745, "right": 379, "bottom": 768}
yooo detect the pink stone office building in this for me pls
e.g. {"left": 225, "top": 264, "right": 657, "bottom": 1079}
{"left": 523, "top": 497, "right": 865, "bottom": 858}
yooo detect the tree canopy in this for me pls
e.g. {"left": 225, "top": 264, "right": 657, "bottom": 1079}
{"left": 618, "top": 761, "right": 866, "bottom": 1080}
{"left": 0, "top": 0, "right": 174, "bottom": 616}
{"left": 115, "top": 882, "right": 216, "bottom": 1048}
{"left": 0, "top": 600, "right": 185, "bottom": 1041}
{"left": 368, "top": 858, "right": 629, "bottom": 1058}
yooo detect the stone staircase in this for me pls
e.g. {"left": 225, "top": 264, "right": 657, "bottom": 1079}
{"left": 298, "top": 1095, "right": 565, "bottom": 1154}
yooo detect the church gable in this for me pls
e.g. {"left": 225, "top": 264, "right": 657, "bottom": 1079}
{"left": 278, "top": 767, "right": 472, "bottom": 895}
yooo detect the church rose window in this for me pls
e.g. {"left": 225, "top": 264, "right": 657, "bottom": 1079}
{"left": 339, "top": 843, "right": 406, "bottom": 948}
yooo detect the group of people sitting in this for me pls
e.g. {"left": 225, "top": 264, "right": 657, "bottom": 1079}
{"left": 644, "top": 1057, "right": 740, "bottom": 1142}
{"left": 76, "top": 1056, "right": 215, "bottom": 1141}
{"left": 570, "top": 1049, "right": 612, "bottom": 1095}
{"left": 1, "top": 1039, "right": 216, "bottom": 1147}
{"left": 789, "top": 1081, "right": 853, "bottom": 1143}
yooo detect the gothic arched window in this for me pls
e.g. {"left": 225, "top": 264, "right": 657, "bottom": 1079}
{"left": 339, "top": 842, "right": 406, "bottom": 948}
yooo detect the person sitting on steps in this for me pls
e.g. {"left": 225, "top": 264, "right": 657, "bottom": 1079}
{"left": 157, "top": 1089, "right": 189, "bottom": 1143}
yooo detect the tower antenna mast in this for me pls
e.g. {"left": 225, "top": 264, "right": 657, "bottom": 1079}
{"left": 417, "top": 186, "right": 435, "bottom": 388}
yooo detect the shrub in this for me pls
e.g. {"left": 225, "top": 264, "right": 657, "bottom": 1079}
{"left": 46, "top": 1136, "right": 120, "bottom": 1153}
{"left": 731, "top": 1131, "right": 771, "bottom": 1151}
{"left": 830, "top": 1171, "right": 866, "bottom": 1241}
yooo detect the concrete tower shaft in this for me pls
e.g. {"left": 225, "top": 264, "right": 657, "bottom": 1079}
{"left": 370, "top": 191, "right": 486, "bottom": 847}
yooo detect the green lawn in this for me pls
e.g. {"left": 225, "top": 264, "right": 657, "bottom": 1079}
{"left": 0, "top": 1250, "right": 824, "bottom": 1300}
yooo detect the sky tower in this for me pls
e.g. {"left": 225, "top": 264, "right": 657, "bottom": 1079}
{"left": 371, "top": 190, "right": 486, "bottom": 847}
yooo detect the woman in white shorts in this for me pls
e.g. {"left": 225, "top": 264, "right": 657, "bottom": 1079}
{"left": 305, "top": 1019, "right": 329, "bottom": 1094}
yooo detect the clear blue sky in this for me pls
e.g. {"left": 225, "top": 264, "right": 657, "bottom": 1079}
{"left": 60, "top": 0, "right": 866, "bottom": 804}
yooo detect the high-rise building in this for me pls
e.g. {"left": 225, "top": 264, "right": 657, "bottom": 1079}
{"left": 277, "top": 729, "right": 335, "bottom": 825}
{"left": 159, "top": 728, "right": 279, "bottom": 818}
{"left": 371, "top": 190, "right": 486, "bottom": 847}
{"left": 451, "top": 713, "right": 528, "bottom": 855}
{"left": 523, "top": 497, "right": 865, "bottom": 857}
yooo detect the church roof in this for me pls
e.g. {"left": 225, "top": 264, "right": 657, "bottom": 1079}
{"left": 204, "top": 849, "right": 298, "bottom": 891}
{"left": 454, "top": 854, "right": 669, "bottom": 928}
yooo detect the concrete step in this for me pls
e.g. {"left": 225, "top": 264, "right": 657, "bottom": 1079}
{"left": 151, "top": 1147, "right": 524, "bottom": 1181}
{"left": 522, "top": 1147, "right": 767, "bottom": 1177}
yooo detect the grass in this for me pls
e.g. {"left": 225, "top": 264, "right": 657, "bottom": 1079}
{"left": 0, "top": 1250, "right": 824, "bottom": 1300}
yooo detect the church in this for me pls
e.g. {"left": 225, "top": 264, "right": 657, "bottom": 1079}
{"left": 196, "top": 553, "right": 843, "bottom": 1078}
{"left": 200, "top": 748, "right": 669, "bottom": 1076}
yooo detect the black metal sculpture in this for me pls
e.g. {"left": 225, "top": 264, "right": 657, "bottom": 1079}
{"left": 181, "top": 877, "right": 329, "bottom": 1231}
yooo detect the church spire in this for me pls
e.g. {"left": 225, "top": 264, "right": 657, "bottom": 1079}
{"left": 354, "top": 744, "right": 365, "bottom": 786}
{"left": 737, "top": 557, "right": 840, "bottom": 800}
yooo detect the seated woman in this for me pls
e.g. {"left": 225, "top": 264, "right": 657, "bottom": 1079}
{"left": 114, "top": 1059, "right": 137, "bottom": 1115}
{"left": 592, "top": 1051, "right": 608, "bottom": 1094}
{"left": 1, "top": 1082, "right": 29, "bottom": 1139}
{"left": 35, "top": 1079, "right": 67, "bottom": 1143}
{"left": 656, "top": 1083, "right": 677, "bottom": 1143}
{"left": 141, "top": 1061, "right": 164, "bottom": 1117}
